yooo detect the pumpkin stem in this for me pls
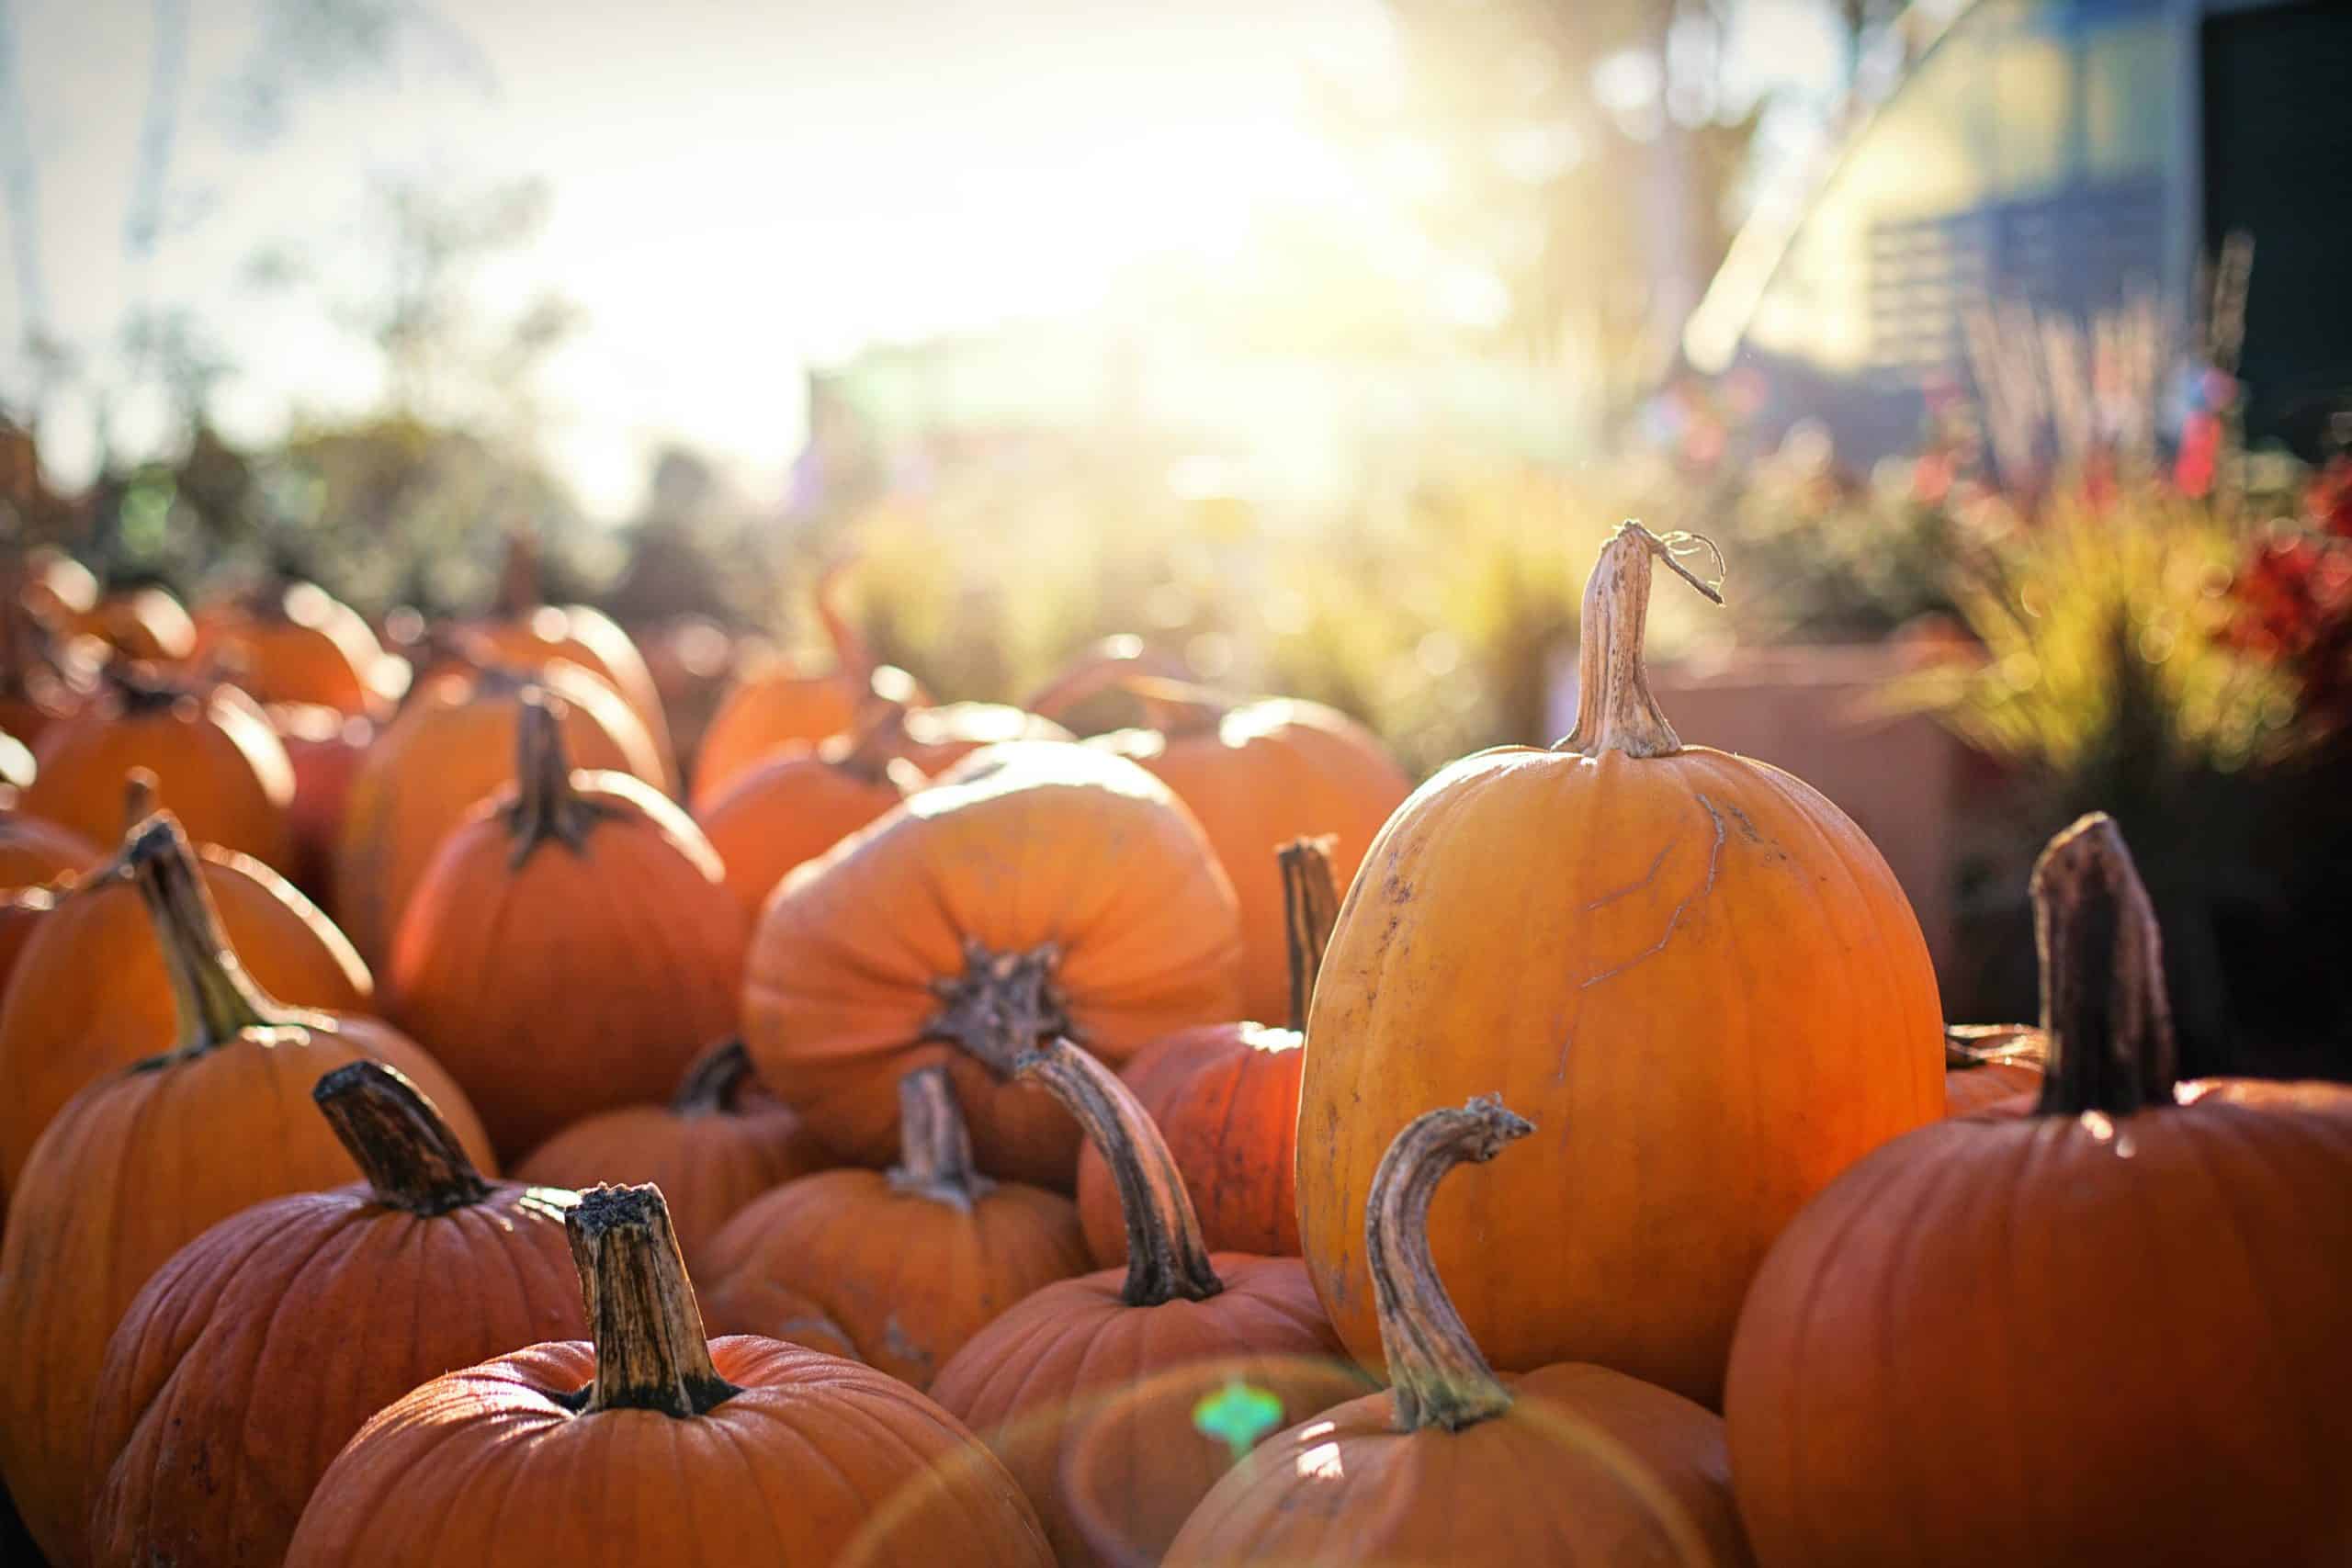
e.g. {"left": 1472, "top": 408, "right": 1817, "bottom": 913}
{"left": 888, "top": 1065, "right": 995, "bottom": 1211}
{"left": 313, "top": 1060, "right": 492, "bottom": 1216}
{"left": 494, "top": 528, "right": 542, "bottom": 616}
{"left": 1016, "top": 1036, "right": 1222, "bottom": 1306}
{"left": 121, "top": 768, "right": 160, "bottom": 831}
{"left": 811, "top": 556, "right": 876, "bottom": 680}
{"left": 2030, "top": 813, "right": 2177, "bottom": 1117}
{"left": 1370, "top": 1095, "right": 1532, "bottom": 1433}
{"left": 1120, "top": 674, "right": 1231, "bottom": 739}
{"left": 829, "top": 685, "right": 915, "bottom": 782}
{"left": 502, "top": 690, "right": 618, "bottom": 866}
{"left": 1278, "top": 836, "right": 1341, "bottom": 1034}
{"left": 923, "top": 937, "right": 1071, "bottom": 1075}
{"left": 1556, "top": 521, "right": 1724, "bottom": 760}
{"left": 671, "top": 1039, "right": 758, "bottom": 1116}
{"left": 564, "top": 1183, "right": 741, "bottom": 1418}
{"left": 124, "top": 811, "right": 282, "bottom": 1050}
{"left": 100, "top": 659, "right": 202, "bottom": 716}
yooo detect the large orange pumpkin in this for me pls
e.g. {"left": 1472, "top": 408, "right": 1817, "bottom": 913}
{"left": 1298, "top": 523, "right": 1944, "bottom": 1408}
{"left": 695, "top": 695, "right": 922, "bottom": 922}
{"left": 1167, "top": 1097, "right": 1755, "bottom": 1567}
{"left": 87, "top": 1061, "right": 583, "bottom": 1568}
{"left": 333, "top": 658, "right": 661, "bottom": 964}
{"left": 24, "top": 665, "right": 295, "bottom": 870}
{"left": 515, "top": 1038, "right": 836, "bottom": 1269}
{"left": 283, "top": 1183, "right": 1056, "bottom": 1568}
{"left": 1941, "top": 1022, "right": 2045, "bottom": 1115}
{"left": 0, "top": 788, "right": 372, "bottom": 1191}
{"left": 928, "top": 1038, "right": 1347, "bottom": 1565}
{"left": 0, "top": 812, "right": 96, "bottom": 1002}
{"left": 700, "top": 1065, "right": 1091, "bottom": 1389}
{"left": 1724, "top": 814, "right": 2352, "bottom": 1568}
{"left": 742, "top": 739, "right": 1242, "bottom": 1187}
{"left": 191, "top": 579, "right": 391, "bottom": 716}
{"left": 0, "top": 813, "right": 491, "bottom": 1563}
{"left": 1076, "top": 835, "right": 1335, "bottom": 1265}
{"left": 390, "top": 694, "right": 748, "bottom": 1160}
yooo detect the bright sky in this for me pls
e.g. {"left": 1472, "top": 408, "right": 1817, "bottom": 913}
{"left": 2, "top": 0, "right": 1846, "bottom": 517}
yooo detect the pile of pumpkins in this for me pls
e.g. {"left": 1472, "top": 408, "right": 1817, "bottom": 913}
{"left": 0, "top": 523, "right": 2344, "bottom": 1568}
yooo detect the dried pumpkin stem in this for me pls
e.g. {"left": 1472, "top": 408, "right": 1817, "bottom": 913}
{"left": 121, "top": 768, "right": 160, "bottom": 831}
{"left": 313, "top": 1060, "right": 492, "bottom": 1216}
{"left": 1371, "top": 1095, "right": 1532, "bottom": 1433}
{"left": 503, "top": 690, "right": 618, "bottom": 866}
{"left": 493, "top": 527, "right": 542, "bottom": 616}
{"left": 1278, "top": 836, "right": 1341, "bottom": 1034}
{"left": 888, "top": 1065, "right": 995, "bottom": 1212}
{"left": 2030, "top": 813, "right": 2177, "bottom": 1117}
{"left": 1556, "top": 521, "right": 1724, "bottom": 760}
{"left": 564, "top": 1183, "right": 740, "bottom": 1418}
{"left": 831, "top": 691, "right": 914, "bottom": 781}
{"left": 125, "top": 812, "right": 278, "bottom": 1049}
{"left": 1017, "top": 1036, "right": 1223, "bottom": 1306}
{"left": 672, "top": 1039, "right": 757, "bottom": 1116}
{"left": 924, "top": 937, "right": 1070, "bottom": 1074}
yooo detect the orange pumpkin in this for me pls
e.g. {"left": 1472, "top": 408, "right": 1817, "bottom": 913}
{"left": 1077, "top": 835, "right": 1335, "bottom": 1265}
{"left": 1077, "top": 671, "right": 1409, "bottom": 1023}
{"left": 1298, "top": 523, "right": 1944, "bottom": 1408}
{"left": 1725, "top": 814, "right": 2352, "bottom": 1567}
{"left": 695, "top": 695, "right": 922, "bottom": 923}
{"left": 742, "top": 739, "right": 1242, "bottom": 1187}
{"left": 0, "top": 812, "right": 96, "bottom": 1002}
{"left": 87, "top": 1062, "right": 583, "bottom": 1568}
{"left": 283, "top": 1184, "right": 1056, "bottom": 1568}
{"left": 0, "top": 556, "right": 85, "bottom": 749}
{"left": 24, "top": 664, "right": 295, "bottom": 870}
{"left": 191, "top": 579, "right": 391, "bottom": 716}
{"left": 271, "top": 701, "right": 373, "bottom": 907}
{"left": 693, "top": 557, "right": 904, "bottom": 807}
{"left": 0, "top": 786, "right": 371, "bottom": 1191}
{"left": 1942, "top": 1022, "right": 2045, "bottom": 1115}
{"left": 1167, "top": 1098, "right": 1755, "bottom": 1567}
{"left": 928, "top": 1038, "right": 1346, "bottom": 1565}
{"left": 0, "top": 813, "right": 491, "bottom": 1563}
{"left": 701, "top": 1065, "right": 1091, "bottom": 1389}
{"left": 333, "top": 659, "right": 661, "bottom": 964}
{"left": 390, "top": 694, "right": 747, "bottom": 1160}
{"left": 516, "top": 1038, "right": 836, "bottom": 1269}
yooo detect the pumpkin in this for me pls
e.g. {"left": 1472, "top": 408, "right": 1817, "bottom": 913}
{"left": 283, "top": 1183, "right": 1057, "bottom": 1568}
{"left": 1298, "top": 523, "right": 1944, "bottom": 1407}
{"left": 1724, "top": 814, "right": 2352, "bottom": 1568}
{"left": 271, "top": 702, "right": 373, "bottom": 907}
{"left": 1942, "top": 1022, "right": 2046, "bottom": 1115}
{"left": 1070, "top": 671, "right": 1408, "bottom": 1024}
{"left": 389, "top": 692, "right": 748, "bottom": 1160}
{"left": 86, "top": 1061, "right": 583, "bottom": 1568}
{"left": 701, "top": 1065, "right": 1091, "bottom": 1389}
{"left": 1076, "top": 835, "right": 1336, "bottom": 1264}
{"left": 695, "top": 694, "right": 922, "bottom": 923}
{"left": 516, "top": 1038, "right": 836, "bottom": 1269}
{"left": 0, "top": 811, "right": 96, "bottom": 1002}
{"left": 0, "top": 813, "right": 491, "bottom": 1563}
{"left": 742, "top": 739, "right": 1242, "bottom": 1187}
{"left": 191, "top": 579, "right": 392, "bottom": 716}
{"left": 0, "top": 555, "right": 85, "bottom": 748}
{"left": 0, "top": 784, "right": 372, "bottom": 1191}
{"left": 333, "top": 658, "right": 661, "bottom": 964}
{"left": 888, "top": 688, "right": 1074, "bottom": 775}
{"left": 24, "top": 663, "right": 296, "bottom": 870}
{"left": 1166, "top": 1097, "right": 1755, "bottom": 1567}
{"left": 693, "top": 556, "right": 907, "bottom": 807}
{"left": 928, "top": 1037, "right": 1347, "bottom": 1566}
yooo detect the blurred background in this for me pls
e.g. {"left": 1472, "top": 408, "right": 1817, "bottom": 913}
{"left": 3, "top": 0, "right": 2347, "bottom": 1070}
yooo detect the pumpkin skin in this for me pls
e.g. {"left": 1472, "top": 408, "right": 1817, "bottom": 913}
{"left": 283, "top": 1184, "right": 1055, "bottom": 1568}
{"left": 695, "top": 713, "right": 921, "bottom": 924}
{"left": 271, "top": 703, "right": 373, "bottom": 908}
{"left": 24, "top": 671, "right": 296, "bottom": 870}
{"left": 928, "top": 1039, "right": 1345, "bottom": 1565}
{"left": 1942, "top": 1023, "right": 2045, "bottom": 1116}
{"left": 1724, "top": 815, "right": 2352, "bottom": 1568}
{"left": 743, "top": 740, "right": 1242, "bottom": 1187}
{"left": 0, "top": 814, "right": 492, "bottom": 1564}
{"left": 691, "top": 558, "right": 894, "bottom": 808}
{"left": 86, "top": 1063, "right": 582, "bottom": 1568}
{"left": 0, "top": 812, "right": 96, "bottom": 1002}
{"left": 191, "top": 581, "right": 390, "bottom": 716}
{"left": 0, "top": 822, "right": 371, "bottom": 1192}
{"left": 699, "top": 1066, "right": 1091, "bottom": 1389}
{"left": 333, "top": 659, "right": 661, "bottom": 965}
{"left": 516, "top": 1039, "right": 835, "bottom": 1270}
{"left": 389, "top": 694, "right": 748, "bottom": 1161}
{"left": 1298, "top": 525, "right": 1943, "bottom": 1407}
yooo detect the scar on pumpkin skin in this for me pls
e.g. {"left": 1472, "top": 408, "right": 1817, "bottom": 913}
{"left": 1584, "top": 841, "right": 1677, "bottom": 911}
{"left": 1578, "top": 795, "right": 1726, "bottom": 991}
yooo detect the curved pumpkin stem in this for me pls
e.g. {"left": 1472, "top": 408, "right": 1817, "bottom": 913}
{"left": 1370, "top": 1095, "right": 1532, "bottom": 1433}
{"left": 494, "top": 528, "right": 543, "bottom": 617}
{"left": 121, "top": 768, "right": 160, "bottom": 832}
{"left": 811, "top": 556, "right": 875, "bottom": 681}
{"left": 888, "top": 1065, "right": 995, "bottom": 1212}
{"left": 829, "top": 685, "right": 915, "bottom": 782}
{"left": 1556, "top": 521, "right": 1724, "bottom": 760}
{"left": 672, "top": 1039, "right": 758, "bottom": 1117}
{"left": 2030, "top": 813, "right": 2177, "bottom": 1117}
{"left": 502, "top": 690, "right": 617, "bottom": 866}
{"left": 564, "top": 1183, "right": 740, "bottom": 1418}
{"left": 124, "top": 811, "right": 288, "bottom": 1055}
{"left": 1017, "top": 1036, "right": 1222, "bottom": 1306}
{"left": 1278, "top": 836, "right": 1341, "bottom": 1034}
{"left": 924, "top": 937, "right": 1071, "bottom": 1073}
{"left": 314, "top": 1060, "right": 492, "bottom": 1216}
